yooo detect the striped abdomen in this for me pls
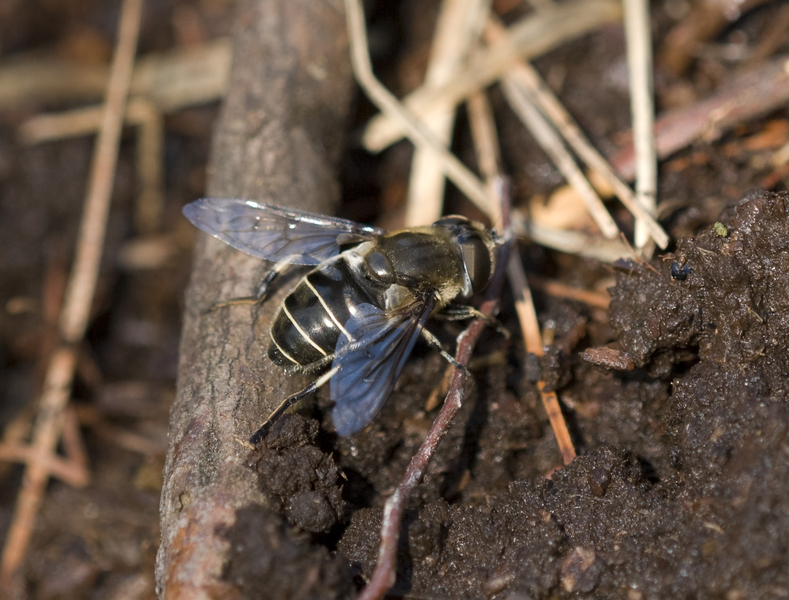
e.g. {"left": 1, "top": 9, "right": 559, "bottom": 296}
{"left": 268, "top": 256, "right": 376, "bottom": 368}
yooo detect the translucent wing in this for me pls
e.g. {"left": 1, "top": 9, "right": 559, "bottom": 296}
{"left": 182, "top": 198, "right": 384, "bottom": 265}
{"left": 330, "top": 296, "right": 435, "bottom": 436}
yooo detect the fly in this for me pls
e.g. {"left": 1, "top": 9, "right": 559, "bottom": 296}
{"left": 183, "top": 198, "right": 501, "bottom": 440}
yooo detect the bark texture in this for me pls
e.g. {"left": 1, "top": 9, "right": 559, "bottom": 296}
{"left": 155, "top": 0, "right": 354, "bottom": 596}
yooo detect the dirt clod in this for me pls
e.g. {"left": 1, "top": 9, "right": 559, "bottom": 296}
{"left": 251, "top": 415, "right": 344, "bottom": 533}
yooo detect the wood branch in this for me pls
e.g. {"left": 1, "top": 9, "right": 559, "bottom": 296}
{"left": 155, "top": 0, "right": 354, "bottom": 596}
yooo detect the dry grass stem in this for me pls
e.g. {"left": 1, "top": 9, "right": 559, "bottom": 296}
{"left": 483, "top": 18, "right": 668, "bottom": 249}
{"left": 500, "top": 76, "right": 619, "bottom": 239}
{"left": 133, "top": 98, "right": 164, "bottom": 233}
{"left": 20, "top": 97, "right": 156, "bottom": 144}
{"left": 517, "top": 215, "right": 632, "bottom": 263}
{"left": 0, "top": 411, "right": 34, "bottom": 482}
{"left": 623, "top": 0, "right": 657, "bottom": 250}
{"left": 0, "top": 38, "right": 231, "bottom": 112}
{"left": 405, "top": 0, "right": 492, "bottom": 227}
{"left": 505, "top": 256, "right": 541, "bottom": 356}
{"left": 344, "top": 0, "right": 490, "bottom": 214}
{"left": 59, "top": 407, "right": 91, "bottom": 480}
{"left": 0, "top": 405, "right": 93, "bottom": 490}
{"left": 0, "top": 0, "right": 144, "bottom": 591}
{"left": 362, "top": 0, "right": 622, "bottom": 152}
{"left": 20, "top": 97, "right": 166, "bottom": 235}
{"left": 505, "top": 259, "right": 576, "bottom": 465}
{"left": 466, "top": 92, "right": 503, "bottom": 227}
{"left": 0, "top": 441, "right": 89, "bottom": 489}
{"left": 526, "top": 275, "right": 611, "bottom": 311}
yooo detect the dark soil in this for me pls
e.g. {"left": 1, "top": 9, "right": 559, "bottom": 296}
{"left": 3, "top": 0, "right": 789, "bottom": 599}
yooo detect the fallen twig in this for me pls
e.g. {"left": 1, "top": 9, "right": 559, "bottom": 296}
{"left": 514, "top": 213, "right": 632, "bottom": 263}
{"left": 0, "top": 439, "right": 89, "bottom": 489}
{"left": 466, "top": 93, "right": 501, "bottom": 223}
{"left": 155, "top": 1, "right": 356, "bottom": 594}
{"left": 132, "top": 98, "right": 164, "bottom": 233}
{"left": 506, "top": 257, "right": 576, "bottom": 465}
{"left": 526, "top": 274, "right": 610, "bottom": 311}
{"left": 610, "top": 56, "right": 789, "bottom": 181}
{"left": 0, "top": 0, "right": 143, "bottom": 592}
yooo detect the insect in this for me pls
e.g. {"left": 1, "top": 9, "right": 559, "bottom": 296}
{"left": 183, "top": 198, "right": 501, "bottom": 440}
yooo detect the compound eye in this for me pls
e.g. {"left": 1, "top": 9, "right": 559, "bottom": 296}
{"left": 460, "top": 236, "right": 492, "bottom": 295}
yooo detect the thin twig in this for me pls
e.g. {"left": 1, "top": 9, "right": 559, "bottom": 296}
{"left": 405, "top": 0, "right": 491, "bottom": 227}
{"left": 133, "top": 98, "right": 164, "bottom": 234}
{"left": 58, "top": 407, "right": 91, "bottom": 482}
{"left": 361, "top": 0, "right": 622, "bottom": 152}
{"left": 0, "top": 401, "right": 90, "bottom": 484}
{"left": 466, "top": 91, "right": 503, "bottom": 227}
{"left": 0, "top": 0, "right": 144, "bottom": 591}
{"left": 623, "top": 0, "right": 657, "bottom": 250}
{"left": 344, "top": 0, "right": 491, "bottom": 214}
{"left": 19, "top": 97, "right": 153, "bottom": 144}
{"left": 0, "top": 442, "right": 89, "bottom": 488}
{"left": 358, "top": 181, "right": 512, "bottom": 600}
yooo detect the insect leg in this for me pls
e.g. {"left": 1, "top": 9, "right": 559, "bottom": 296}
{"left": 208, "top": 255, "right": 298, "bottom": 312}
{"left": 417, "top": 327, "right": 469, "bottom": 374}
{"left": 249, "top": 364, "right": 340, "bottom": 445}
{"left": 434, "top": 305, "right": 509, "bottom": 338}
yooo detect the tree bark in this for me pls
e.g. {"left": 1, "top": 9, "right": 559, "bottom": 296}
{"left": 155, "top": 0, "right": 354, "bottom": 596}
